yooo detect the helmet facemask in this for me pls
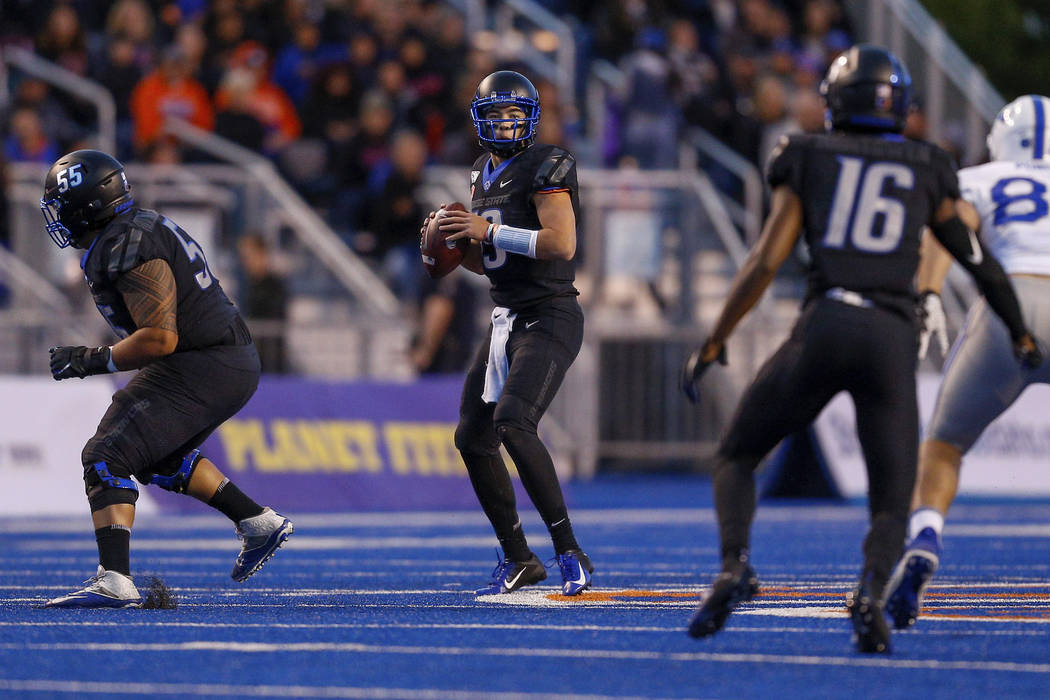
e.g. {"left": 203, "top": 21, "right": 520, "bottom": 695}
{"left": 471, "top": 71, "right": 541, "bottom": 157}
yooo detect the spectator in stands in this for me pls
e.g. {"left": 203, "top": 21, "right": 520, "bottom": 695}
{"left": 329, "top": 90, "right": 395, "bottom": 238}
{"left": 104, "top": 0, "right": 157, "bottom": 69}
{"left": 91, "top": 37, "right": 144, "bottom": 160}
{"left": 618, "top": 26, "right": 680, "bottom": 168}
{"left": 346, "top": 31, "right": 380, "bottom": 90}
{"left": 173, "top": 22, "right": 218, "bottom": 92}
{"left": 9, "top": 78, "right": 82, "bottom": 151}
{"left": 753, "top": 74, "right": 798, "bottom": 168}
{"left": 668, "top": 18, "right": 732, "bottom": 137}
{"left": 437, "top": 73, "right": 489, "bottom": 167}
{"left": 272, "top": 21, "right": 347, "bottom": 107}
{"left": 129, "top": 45, "right": 214, "bottom": 152}
{"left": 202, "top": 2, "right": 249, "bottom": 76}
{"left": 792, "top": 88, "right": 827, "bottom": 134}
{"left": 35, "top": 4, "right": 89, "bottom": 76}
{"left": 365, "top": 128, "right": 430, "bottom": 300}
{"left": 410, "top": 270, "right": 479, "bottom": 375}
{"left": 302, "top": 61, "right": 360, "bottom": 143}
{"left": 798, "top": 0, "right": 853, "bottom": 69}
{"left": 3, "top": 107, "right": 60, "bottom": 164}
{"left": 214, "top": 42, "right": 301, "bottom": 156}
{"left": 237, "top": 233, "right": 289, "bottom": 374}
{"left": 213, "top": 69, "right": 267, "bottom": 154}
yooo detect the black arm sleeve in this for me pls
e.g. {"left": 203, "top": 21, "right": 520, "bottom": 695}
{"left": 930, "top": 216, "right": 1027, "bottom": 341}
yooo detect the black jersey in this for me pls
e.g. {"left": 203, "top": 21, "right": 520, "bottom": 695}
{"left": 768, "top": 132, "right": 959, "bottom": 309}
{"left": 470, "top": 143, "right": 581, "bottom": 309}
{"left": 81, "top": 208, "right": 244, "bottom": 351}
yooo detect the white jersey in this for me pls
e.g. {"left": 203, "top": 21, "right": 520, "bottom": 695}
{"left": 959, "top": 160, "right": 1050, "bottom": 275}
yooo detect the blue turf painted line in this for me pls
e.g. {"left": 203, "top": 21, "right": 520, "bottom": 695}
{"left": 3, "top": 478, "right": 1050, "bottom": 699}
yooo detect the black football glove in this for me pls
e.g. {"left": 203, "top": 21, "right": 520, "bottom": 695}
{"left": 1013, "top": 333, "right": 1043, "bottom": 370}
{"left": 49, "top": 345, "right": 113, "bottom": 380}
{"left": 681, "top": 342, "right": 727, "bottom": 404}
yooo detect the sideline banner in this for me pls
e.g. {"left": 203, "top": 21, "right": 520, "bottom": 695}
{"left": 148, "top": 375, "right": 480, "bottom": 513}
{"left": 0, "top": 377, "right": 161, "bottom": 516}
{"left": 812, "top": 372, "right": 1050, "bottom": 498}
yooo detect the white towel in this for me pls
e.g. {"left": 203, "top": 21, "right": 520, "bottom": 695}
{"left": 482, "top": 306, "right": 516, "bottom": 403}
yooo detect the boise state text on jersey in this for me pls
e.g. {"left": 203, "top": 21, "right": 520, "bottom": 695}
{"left": 768, "top": 132, "right": 959, "bottom": 315}
{"left": 470, "top": 143, "right": 581, "bottom": 309}
{"left": 81, "top": 208, "right": 244, "bottom": 350}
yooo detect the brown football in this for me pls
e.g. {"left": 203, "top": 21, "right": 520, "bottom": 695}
{"left": 421, "top": 201, "right": 468, "bottom": 279}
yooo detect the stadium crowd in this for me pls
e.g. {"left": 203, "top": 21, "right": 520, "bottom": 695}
{"left": 1, "top": 0, "right": 859, "bottom": 337}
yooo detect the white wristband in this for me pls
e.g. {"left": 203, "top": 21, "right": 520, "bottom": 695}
{"left": 491, "top": 224, "right": 539, "bottom": 258}
{"left": 106, "top": 346, "right": 119, "bottom": 373}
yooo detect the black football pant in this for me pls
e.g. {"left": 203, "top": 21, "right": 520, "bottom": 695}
{"left": 455, "top": 297, "right": 584, "bottom": 557}
{"left": 82, "top": 344, "right": 260, "bottom": 504}
{"left": 713, "top": 299, "right": 918, "bottom": 597}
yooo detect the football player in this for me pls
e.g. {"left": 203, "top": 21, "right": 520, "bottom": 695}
{"left": 884, "top": 95, "right": 1050, "bottom": 629}
{"left": 679, "top": 46, "right": 1041, "bottom": 652}
{"left": 424, "top": 70, "right": 594, "bottom": 596}
{"left": 40, "top": 150, "right": 293, "bottom": 608}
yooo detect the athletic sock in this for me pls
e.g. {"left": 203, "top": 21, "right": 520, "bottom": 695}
{"left": 208, "top": 479, "right": 264, "bottom": 523}
{"left": 95, "top": 524, "right": 131, "bottom": 576}
{"left": 907, "top": 507, "right": 945, "bottom": 542}
{"left": 499, "top": 521, "right": 533, "bottom": 563}
{"left": 547, "top": 516, "right": 580, "bottom": 555}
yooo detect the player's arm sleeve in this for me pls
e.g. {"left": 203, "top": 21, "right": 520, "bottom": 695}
{"left": 929, "top": 205, "right": 1027, "bottom": 341}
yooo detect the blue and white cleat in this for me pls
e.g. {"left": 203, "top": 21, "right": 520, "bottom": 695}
{"left": 231, "top": 507, "right": 294, "bottom": 582}
{"left": 555, "top": 549, "right": 594, "bottom": 596}
{"left": 475, "top": 552, "right": 547, "bottom": 595}
{"left": 884, "top": 526, "right": 941, "bottom": 629}
{"left": 44, "top": 566, "right": 141, "bottom": 609}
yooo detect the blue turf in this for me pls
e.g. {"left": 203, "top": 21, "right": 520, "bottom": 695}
{"left": 2, "top": 476, "right": 1049, "bottom": 699}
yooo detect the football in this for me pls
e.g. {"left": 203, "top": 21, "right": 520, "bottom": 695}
{"left": 421, "top": 201, "right": 468, "bottom": 279}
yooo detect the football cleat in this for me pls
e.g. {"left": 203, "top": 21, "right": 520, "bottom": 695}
{"left": 687, "top": 564, "right": 759, "bottom": 638}
{"left": 555, "top": 549, "right": 594, "bottom": 596}
{"left": 231, "top": 507, "right": 294, "bottom": 582}
{"left": 884, "top": 526, "right": 941, "bottom": 629}
{"left": 847, "top": 581, "right": 891, "bottom": 653}
{"left": 475, "top": 551, "right": 547, "bottom": 595}
{"left": 44, "top": 566, "right": 141, "bottom": 609}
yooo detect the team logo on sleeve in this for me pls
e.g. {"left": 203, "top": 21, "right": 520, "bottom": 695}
{"left": 471, "top": 171, "right": 480, "bottom": 184}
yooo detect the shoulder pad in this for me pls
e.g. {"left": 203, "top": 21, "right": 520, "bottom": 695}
{"left": 104, "top": 211, "right": 159, "bottom": 279}
{"left": 532, "top": 146, "right": 576, "bottom": 190}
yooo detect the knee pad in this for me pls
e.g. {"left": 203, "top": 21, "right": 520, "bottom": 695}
{"left": 454, "top": 422, "right": 500, "bottom": 456}
{"left": 84, "top": 461, "right": 139, "bottom": 512}
{"left": 149, "top": 449, "right": 203, "bottom": 493}
{"left": 492, "top": 394, "right": 538, "bottom": 436}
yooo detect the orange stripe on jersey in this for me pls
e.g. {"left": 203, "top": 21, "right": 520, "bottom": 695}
{"left": 536, "top": 187, "right": 570, "bottom": 194}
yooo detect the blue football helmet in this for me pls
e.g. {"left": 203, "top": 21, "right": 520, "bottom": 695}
{"left": 821, "top": 44, "right": 911, "bottom": 133}
{"left": 471, "top": 70, "right": 540, "bottom": 157}
{"left": 41, "top": 149, "right": 134, "bottom": 248}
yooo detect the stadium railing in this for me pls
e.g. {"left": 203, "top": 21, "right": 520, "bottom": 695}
{"left": 850, "top": 0, "right": 1005, "bottom": 166}
{"left": 0, "top": 45, "right": 116, "bottom": 155}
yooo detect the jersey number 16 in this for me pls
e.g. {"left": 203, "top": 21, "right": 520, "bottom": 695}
{"left": 823, "top": 156, "right": 915, "bottom": 254}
